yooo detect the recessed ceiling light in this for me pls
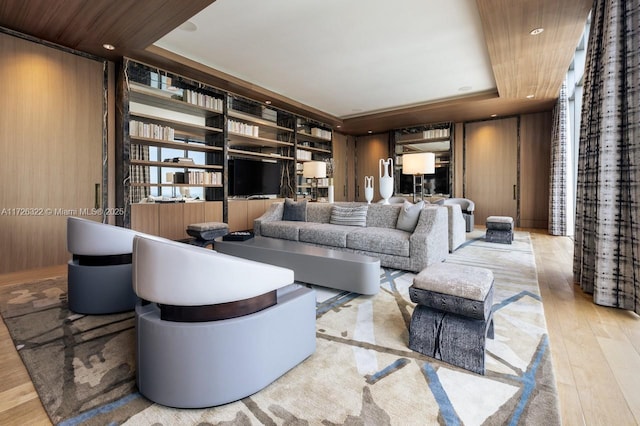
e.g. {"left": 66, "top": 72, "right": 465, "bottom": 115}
{"left": 526, "top": 94, "right": 535, "bottom": 99}
{"left": 102, "top": 44, "right": 115, "bottom": 51}
{"left": 179, "top": 21, "right": 198, "bottom": 32}
{"left": 490, "top": 114, "right": 497, "bottom": 118}
{"left": 530, "top": 28, "right": 544, "bottom": 36}
{"left": 367, "top": 130, "right": 373, "bottom": 134}
{"left": 336, "top": 125, "right": 341, "bottom": 128}
{"left": 458, "top": 86, "right": 473, "bottom": 92}
{"left": 264, "top": 100, "right": 272, "bottom": 105}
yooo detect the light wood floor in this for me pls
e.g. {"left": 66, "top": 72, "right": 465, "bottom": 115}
{"left": 0, "top": 231, "right": 638, "bottom": 425}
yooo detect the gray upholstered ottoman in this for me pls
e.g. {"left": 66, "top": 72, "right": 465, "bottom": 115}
{"left": 485, "top": 215, "right": 514, "bottom": 244}
{"left": 186, "top": 222, "right": 229, "bottom": 241}
{"left": 409, "top": 263, "right": 494, "bottom": 375}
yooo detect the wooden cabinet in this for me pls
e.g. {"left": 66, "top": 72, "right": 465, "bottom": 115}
{"left": 228, "top": 199, "right": 283, "bottom": 232}
{"left": 227, "top": 200, "right": 248, "bottom": 232}
{"left": 131, "top": 201, "right": 223, "bottom": 239}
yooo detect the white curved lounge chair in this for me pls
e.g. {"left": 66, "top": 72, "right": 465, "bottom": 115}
{"left": 443, "top": 198, "right": 475, "bottom": 232}
{"left": 66, "top": 217, "right": 144, "bottom": 314}
{"left": 133, "top": 235, "right": 316, "bottom": 408}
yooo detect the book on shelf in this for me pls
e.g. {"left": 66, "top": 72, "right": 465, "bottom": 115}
{"left": 296, "top": 149, "right": 312, "bottom": 161}
{"left": 228, "top": 120, "right": 259, "bottom": 137}
{"left": 163, "top": 157, "right": 195, "bottom": 164}
{"left": 310, "top": 127, "right": 332, "bottom": 140}
{"left": 171, "top": 171, "right": 223, "bottom": 185}
{"left": 184, "top": 90, "right": 223, "bottom": 111}
{"left": 130, "top": 120, "right": 175, "bottom": 141}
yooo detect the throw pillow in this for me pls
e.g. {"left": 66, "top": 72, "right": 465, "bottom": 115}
{"left": 282, "top": 198, "right": 307, "bottom": 221}
{"left": 396, "top": 200, "right": 424, "bottom": 232}
{"left": 330, "top": 205, "right": 368, "bottom": 227}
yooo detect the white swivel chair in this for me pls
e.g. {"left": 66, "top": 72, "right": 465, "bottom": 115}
{"left": 66, "top": 217, "right": 143, "bottom": 314}
{"left": 133, "top": 235, "right": 316, "bottom": 408}
{"left": 443, "top": 198, "right": 475, "bottom": 232}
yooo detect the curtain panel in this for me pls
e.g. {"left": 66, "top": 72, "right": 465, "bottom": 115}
{"left": 573, "top": 0, "right": 639, "bottom": 314}
{"left": 549, "top": 80, "right": 569, "bottom": 236}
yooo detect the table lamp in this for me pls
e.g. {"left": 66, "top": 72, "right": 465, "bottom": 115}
{"left": 302, "top": 161, "right": 326, "bottom": 201}
{"left": 402, "top": 153, "right": 435, "bottom": 203}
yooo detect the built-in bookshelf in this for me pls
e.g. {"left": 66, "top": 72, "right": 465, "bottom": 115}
{"left": 124, "top": 60, "right": 225, "bottom": 204}
{"left": 226, "top": 95, "right": 297, "bottom": 198}
{"left": 118, "top": 59, "right": 334, "bottom": 230}
{"left": 295, "top": 117, "right": 333, "bottom": 199}
{"left": 393, "top": 123, "right": 453, "bottom": 197}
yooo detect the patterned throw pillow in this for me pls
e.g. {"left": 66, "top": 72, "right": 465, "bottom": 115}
{"left": 330, "top": 205, "right": 368, "bottom": 227}
{"left": 396, "top": 200, "right": 424, "bottom": 232}
{"left": 282, "top": 198, "right": 307, "bottom": 221}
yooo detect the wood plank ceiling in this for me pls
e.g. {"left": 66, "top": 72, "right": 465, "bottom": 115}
{"left": 0, "top": 0, "right": 591, "bottom": 134}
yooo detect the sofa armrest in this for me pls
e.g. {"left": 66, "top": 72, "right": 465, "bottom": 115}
{"left": 409, "top": 206, "right": 448, "bottom": 271}
{"left": 444, "top": 204, "right": 466, "bottom": 252}
{"left": 254, "top": 202, "right": 284, "bottom": 236}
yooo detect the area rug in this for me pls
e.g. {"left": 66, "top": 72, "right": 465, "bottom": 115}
{"left": 0, "top": 231, "right": 560, "bottom": 425}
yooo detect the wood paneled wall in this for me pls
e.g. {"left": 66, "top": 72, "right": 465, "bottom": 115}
{"left": 520, "top": 112, "right": 552, "bottom": 228}
{"left": 354, "top": 133, "right": 390, "bottom": 202}
{"left": 0, "top": 32, "right": 104, "bottom": 274}
{"left": 332, "top": 132, "right": 348, "bottom": 202}
{"left": 453, "top": 122, "right": 464, "bottom": 197}
{"left": 461, "top": 114, "right": 552, "bottom": 229}
{"left": 465, "top": 118, "right": 519, "bottom": 225}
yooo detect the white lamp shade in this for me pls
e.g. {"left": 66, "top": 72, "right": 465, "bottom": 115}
{"left": 302, "top": 161, "right": 327, "bottom": 178}
{"left": 402, "top": 153, "right": 435, "bottom": 175}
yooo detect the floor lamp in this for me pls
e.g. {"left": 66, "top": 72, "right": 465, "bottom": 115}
{"left": 302, "top": 161, "right": 326, "bottom": 201}
{"left": 402, "top": 153, "right": 435, "bottom": 203}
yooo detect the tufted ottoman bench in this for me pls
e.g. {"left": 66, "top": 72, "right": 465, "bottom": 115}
{"left": 409, "top": 263, "right": 495, "bottom": 374}
{"left": 485, "top": 216, "right": 514, "bottom": 244}
{"left": 186, "top": 222, "right": 229, "bottom": 241}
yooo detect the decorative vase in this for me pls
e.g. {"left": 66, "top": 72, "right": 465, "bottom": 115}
{"left": 364, "top": 176, "right": 374, "bottom": 204}
{"left": 328, "top": 178, "right": 334, "bottom": 203}
{"left": 379, "top": 158, "right": 394, "bottom": 204}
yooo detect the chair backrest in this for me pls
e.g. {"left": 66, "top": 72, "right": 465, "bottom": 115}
{"left": 132, "top": 235, "right": 294, "bottom": 306}
{"left": 67, "top": 216, "right": 145, "bottom": 256}
{"left": 443, "top": 198, "right": 475, "bottom": 213}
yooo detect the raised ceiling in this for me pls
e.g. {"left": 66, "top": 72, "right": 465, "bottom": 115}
{"left": 0, "top": 0, "right": 591, "bottom": 134}
{"left": 154, "top": 0, "right": 497, "bottom": 119}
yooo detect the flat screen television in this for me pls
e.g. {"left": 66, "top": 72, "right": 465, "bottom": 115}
{"left": 228, "top": 159, "right": 280, "bottom": 197}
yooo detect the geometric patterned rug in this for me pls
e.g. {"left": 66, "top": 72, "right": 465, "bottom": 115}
{"left": 0, "top": 231, "right": 560, "bottom": 425}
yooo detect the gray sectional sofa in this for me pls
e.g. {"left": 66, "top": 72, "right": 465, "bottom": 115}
{"left": 254, "top": 202, "right": 449, "bottom": 272}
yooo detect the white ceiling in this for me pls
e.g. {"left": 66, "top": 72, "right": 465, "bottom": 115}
{"left": 154, "top": 0, "right": 497, "bottom": 119}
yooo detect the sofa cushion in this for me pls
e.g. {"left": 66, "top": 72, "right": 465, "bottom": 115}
{"left": 282, "top": 198, "right": 307, "bottom": 221}
{"left": 306, "top": 203, "right": 334, "bottom": 223}
{"left": 330, "top": 205, "right": 368, "bottom": 227}
{"left": 260, "top": 221, "right": 318, "bottom": 241}
{"left": 366, "top": 203, "right": 401, "bottom": 228}
{"left": 299, "top": 224, "right": 353, "bottom": 248}
{"left": 396, "top": 200, "right": 424, "bottom": 232}
{"left": 347, "top": 227, "right": 411, "bottom": 257}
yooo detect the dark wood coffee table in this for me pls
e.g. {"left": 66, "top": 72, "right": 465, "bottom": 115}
{"left": 214, "top": 236, "right": 381, "bottom": 295}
